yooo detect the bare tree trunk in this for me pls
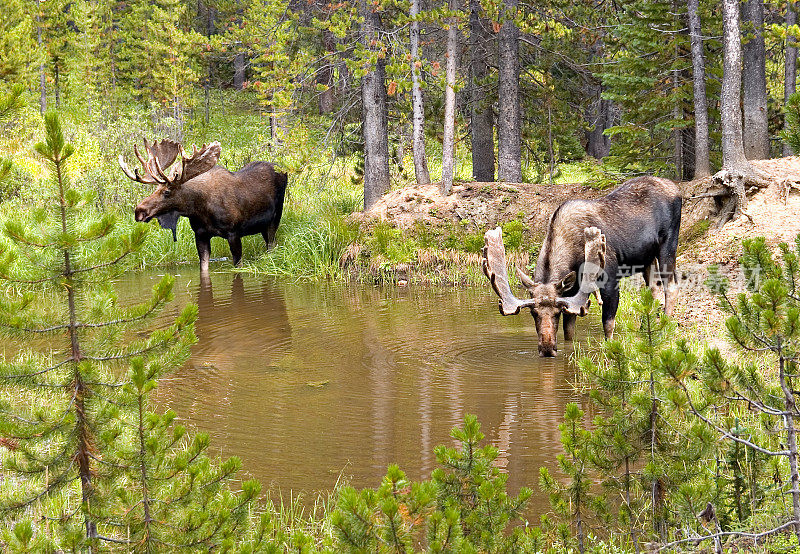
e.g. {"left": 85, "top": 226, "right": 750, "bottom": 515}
{"left": 785, "top": 1, "right": 798, "bottom": 156}
{"left": 779, "top": 353, "right": 800, "bottom": 543}
{"left": 440, "top": 0, "right": 459, "bottom": 195}
{"left": 673, "top": 51, "right": 683, "bottom": 179}
{"left": 361, "top": 1, "right": 391, "bottom": 209}
{"left": 742, "top": 0, "right": 770, "bottom": 159}
{"left": 318, "top": 30, "right": 336, "bottom": 114}
{"left": 54, "top": 59, "right": 61, "bottom": 109}
{"left": 233, "top": 51, "right": 246, "bottom": 90}
{"left": 585, "top": 95, "right": 611, "bottom": 159}
{"left": 410, "top": 0, "right": 431, "bottom": 185}
{"left": 469, "top": 0, "right": 494, "bottom": 181}
{"left": 497, "top": 0, "right": 521, "bottom": 182}
{"left": 688, "top": 0, "right": 711, "bottom": 178}
{"left": 585, "top": 32, "right": 611, "bottom": 160}
{"left": 203, "top": 2, "right": 216, "bottom": 126}
{"left": 721, "top": 0, "right": 751, "bottom": 172}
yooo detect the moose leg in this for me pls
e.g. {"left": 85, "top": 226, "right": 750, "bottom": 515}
{"left": 263, "top": 222, "right": 279, "bottom": 250}
{"left": 563, "top": 312, "right": 577, "bottom": 341}
{"left": 658, "top": 234, "right": 680, "bottom": 317}
{"left": 228, "top": 236, "right": 243, "bottom": 267}
{"left": 196, "top": 235, "right": 212, "bottom": 274}
{"left": 600, "top": 281, "right": 619, "bottom": 340}
{"left": 643, "top": 259, "right": 663, "bottom": 305}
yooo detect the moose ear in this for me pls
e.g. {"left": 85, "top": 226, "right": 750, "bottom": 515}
{"left": 556, "top": 271, "right": 577, "bottom": 295}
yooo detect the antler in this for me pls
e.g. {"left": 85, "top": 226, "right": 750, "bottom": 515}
{"left": 119, "top": 139, "right": 221, "bottom": 187}
{"left": 481, "top": 227, "right": 538, "bottom": 316}
{"left": 556, "top": 226, "right": 607, "bottom": 316}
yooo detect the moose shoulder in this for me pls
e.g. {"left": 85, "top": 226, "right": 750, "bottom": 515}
{"left": 120, "top": 139, "right": 288, "bottom": 273}
{"left": 483, "top": 176, "right": 682, "bottom": 357}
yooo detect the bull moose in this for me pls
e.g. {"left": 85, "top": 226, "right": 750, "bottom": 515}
{"left": 482, "top": 176, "right": 682, "bottom": 357}
{"left": 120, "top": 139, "right": 287, "bottom": 273}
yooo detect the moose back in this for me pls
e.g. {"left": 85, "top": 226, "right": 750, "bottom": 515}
{"left": 120, "top": 139, "right": 288, "bottom": 273}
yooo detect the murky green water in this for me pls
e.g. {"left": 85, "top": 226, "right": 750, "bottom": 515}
{"left": 117, "top": 269, "right": 599, "bottom": 519}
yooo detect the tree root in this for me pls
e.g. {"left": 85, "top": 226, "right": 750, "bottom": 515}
{"left": 707, "top": 167, "right": 771, "bottom": 227}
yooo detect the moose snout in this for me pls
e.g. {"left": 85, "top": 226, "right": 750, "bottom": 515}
{"left": 134, "top": 207, "right": 150, "bottom": 222}
{"left": 538, "top": 342, "right": 557, "bottom": 357}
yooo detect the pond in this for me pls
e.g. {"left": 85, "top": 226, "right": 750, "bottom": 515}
{"left": 118, "top": 269, "right": 599, "bottom": 520}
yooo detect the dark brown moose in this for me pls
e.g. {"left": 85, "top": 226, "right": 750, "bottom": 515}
{"left": 483, "top": 176, "right": 682, "bottom": 357}
{"left": 120, "top": 139, "right": 287, "bottom": 273}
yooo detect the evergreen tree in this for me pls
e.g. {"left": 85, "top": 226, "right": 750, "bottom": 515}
{"left": 667, "top": 236, "right": 800, "bottom": 543}
{"left": 540, "top": 403, "right": 594, "bottom": 554}
{"left": 600, "top": 0, "right": 694, "bottom": 177}
{"left": 0, "top": 0, "right": 40, "bottom": 87}
{"left": 0, "top": 114, "right": 262, "bottom": 549}
{"left": 331, "top": 415, "right": 535, "bottom": 552}
{"left": 551, "top": 290, "right": 715, "bottom": 551}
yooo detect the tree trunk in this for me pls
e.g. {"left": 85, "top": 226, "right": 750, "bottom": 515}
{"left": 785, "top": 1, "right": 798, "bottom": 156}
{"left": 54, "top": 59, "right": 61, "bottom": 109}
{"left": 440, "top": 1, "right": 459, "bottom": 195}
{"left": 318, "top": 30, "right": 336, "bottom": 114}
{"left": 497, "top": 0, "right": 521, "bottom": 182}
{"left": 742, "top": 0, "right": 769, "bottom": 159}
{"left": 233, "top": 51, "right": 246, "bottom": 90}
{"left": 410, "top": 0, "right": 431, "bottom": 185}
{"left": 469, "top": 0, "right": 494, "bottom": 181}
{"left": 584, "top": 33, "right": 611, "bottom": 160}
{"left": 673, "top": 60, "right": 683, "bottom": 180}
{"left": 585, "top": 95, "right": 611, "bottom": 159}
{"left": 721, "top": 0, "right": 751, "bottom": 172}
{"left": 779, "top": 353, "right": 800, "bottom": 543}
{"left": 688, "top": 0, "right": 711, "bottom": 178}
{"left": 361, "top": 2, "right": 391, "bottom": 210}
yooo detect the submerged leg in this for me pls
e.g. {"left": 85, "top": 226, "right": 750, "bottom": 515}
{"left": 196, "top": 235, "right": 211, "bottom": 274}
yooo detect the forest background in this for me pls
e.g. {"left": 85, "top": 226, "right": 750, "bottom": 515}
{"left": 3, "top": 0, "right": 800, "bottom": 552}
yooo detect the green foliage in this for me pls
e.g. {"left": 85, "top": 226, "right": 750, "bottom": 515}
{"left": 0, "top": 84, "right": 25, "bottom": 199}
{"left": 0, "top": 112, "right": 263, "bottom": 549}
{"left": 332, "top": 415, "right": 536, "bottom": 553}
{"left": 368, "top": 221, "right": 418, "bottom": 263}
{"left": 781, "top": 92, "right": 800, "bottom": 154}
{"left": 0, "top": 0, "right": 39, "bottom": 87}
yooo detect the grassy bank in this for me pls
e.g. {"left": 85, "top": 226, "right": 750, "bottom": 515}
{"left": 1, "top": 98, "right": 600, "bottom": 285}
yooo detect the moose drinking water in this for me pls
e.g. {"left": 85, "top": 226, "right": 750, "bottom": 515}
{"left": 120, "top": 139, "right": 288, "bottom": 274}
{"left": 482, "top": 176, "right": 682, "bottom": 357}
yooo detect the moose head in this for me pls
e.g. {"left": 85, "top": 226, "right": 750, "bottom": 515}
{"left": 119, "top": 139, "right": 221, "bottom": 241}
{"left": 482, "top": 226, "right": 606, "bottom": 357}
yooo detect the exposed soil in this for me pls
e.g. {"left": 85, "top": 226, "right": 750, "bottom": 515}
{"left": 361, "top": 157, "right": 800, "bottom": 336}
{"left": 363, "top": 181, "right": 606, "bottom": 239}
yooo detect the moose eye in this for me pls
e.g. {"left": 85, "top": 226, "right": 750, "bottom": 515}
{"left": 162, "top": 189, "right": 171, "bottom": 198}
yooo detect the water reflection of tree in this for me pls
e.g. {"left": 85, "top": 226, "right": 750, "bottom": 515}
{"left": 159, "top": 273, "right": 292, "bottom": 429}
{"left": 155, "top": 281, "right": 584, "bottom": 517}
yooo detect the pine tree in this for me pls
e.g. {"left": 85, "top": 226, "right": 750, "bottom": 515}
{"left": 563, "top": 290, "right": 715, "bottom": 551}
{"left": 540, "top": 403, "right": 594, "bottom": 554}
{"left": 331, "top": 415, "right": 535, "bottom": 552}
{"left": 667, "top": 236, "right": 800, "bottom": 543}
{"left": 104, "top": 358, "right": 263, "bottom": 550}
{"left": 0, "top": 0, "right": 40, "bottom": 88}
{"left": 600, "top": 0, "right": 692, "bottom": 176}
